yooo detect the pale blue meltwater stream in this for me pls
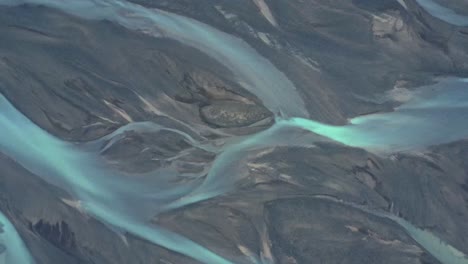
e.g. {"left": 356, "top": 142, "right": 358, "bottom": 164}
{"left": 285, "top": 78, "right": 468, "bottom": 153}
{"left": 0, "top": 0, "right": 309, "bottom": 118}
{"left": 0, "top": 211, "right": 34, "bottom": 264}
{"left": 414, "top": 0, "right": 468, "bottom": 26}
{"left": 0, "top": 0, "right": 467, "bottom": 263}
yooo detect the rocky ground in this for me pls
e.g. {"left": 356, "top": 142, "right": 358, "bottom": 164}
{"left": 0, "top": 0, "right": 467, "bottom": 263}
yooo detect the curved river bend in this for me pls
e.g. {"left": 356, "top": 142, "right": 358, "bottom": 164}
{"left": 1, "top": 0, "right": 309, "bottom": 118}
{"left": 0, "top": 1, "right": 468, "bottom": 264}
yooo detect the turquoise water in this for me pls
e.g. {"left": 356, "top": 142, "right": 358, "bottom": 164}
{"left": 0, "top": 94, "right": 234, "bottom": 264}
{"left": 283, "top": 78, "right": 468, "bottom": 153}
{"left": 1, "top": 76, "right": 468, "bottom": 263}
{"left": 0, "top": 0, "right": 308, "bottom": 118}
{"left": 0, "top": 1, "right": 467, "bottom": 263}
{"left": 415, "top": 0, "right": 468, "bottom": 26}
{"left": 317, "top": 195, "right": 468, "bottom": 264}
{"left": 394, "top": 217, "right": 468, "bottom": 264}
{"left": 0, "top": 93, "right": 316, "bottom": 264}
{"left": 0, "top": 211, "right": 34, "bottom": 264}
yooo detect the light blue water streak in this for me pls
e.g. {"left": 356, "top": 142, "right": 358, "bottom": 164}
{"left": 0, "top": 211, "right": 34, "bottom": 264}
{"left": 415, "top": 0, "right": 468, "bottom": 26}
{"left": 284, "top": 78, "right": 468, "bottom": 153}
{"left": 0, "top": 1, "right": 467, "bottom": 263}
{"left": 0, "top": 94, "right": 233, "bottom": 264}
{"left": 0, "top": 0, "right": 308, "bottom": 118}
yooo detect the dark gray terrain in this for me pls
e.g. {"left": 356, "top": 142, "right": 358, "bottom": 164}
{"left": 0, "top": 0, "right": 468, "bottom": 264}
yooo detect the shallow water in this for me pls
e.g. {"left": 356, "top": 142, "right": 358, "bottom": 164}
{"left": 394, "top": 217, "right": 468, "bottom": 264}
{"left": 0, "top": 92, "right": 318, "bottom": 264}
{"left": 0, "top": 94, "right": 235, "bottom": 264}
{"left": 415, "top": 0, "right": 468, "bottom": 26}
{"left": 0, "top": 0, "right": 308, "bottom": 118}
{"left": 0, "top": 211, "right": 34, "bottom": 264}
{"left": 316, "top": 195, "right": 468, "bottom": 264}
{"left": 0, "top": 1, "right": 468, "bottom": 264}
{"left": 2, "top": 76, "right": 468, "bottom": 263}
{"left": 283, "top": 78, "right": 468, "bottom": 153}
